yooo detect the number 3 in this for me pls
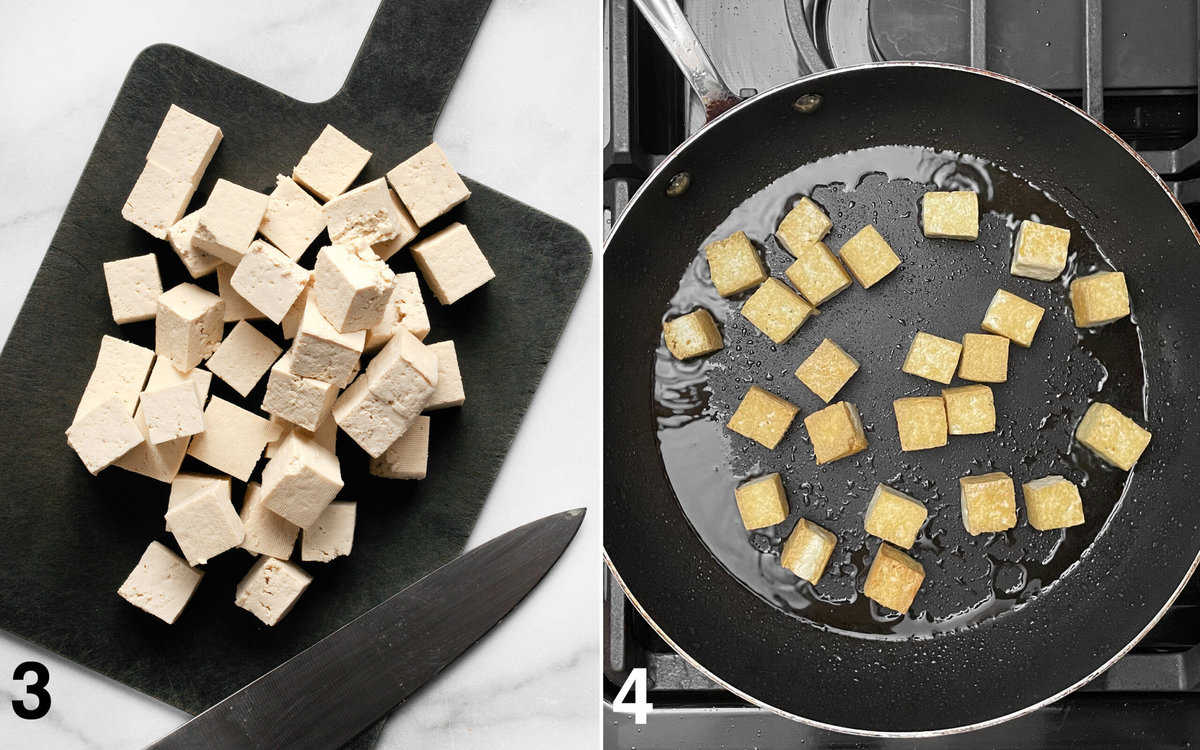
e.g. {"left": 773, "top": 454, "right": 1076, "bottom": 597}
{"left": 613, "top": 667, "right": 652, "bottom": 725}
{"left": 12, "top": 662, "right": 50, "bottom": 720}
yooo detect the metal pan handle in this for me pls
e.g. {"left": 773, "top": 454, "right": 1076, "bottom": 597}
{"left": 631, "top": 0, "right": 742, "bottom": 121}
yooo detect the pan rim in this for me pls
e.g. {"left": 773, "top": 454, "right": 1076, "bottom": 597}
{"left": 602, "top": 59, "right": 1200, "bottom": 738}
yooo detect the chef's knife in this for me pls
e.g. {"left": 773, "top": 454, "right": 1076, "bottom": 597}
{"left": 147, "top": 507, "right": 586, "bottom": 750}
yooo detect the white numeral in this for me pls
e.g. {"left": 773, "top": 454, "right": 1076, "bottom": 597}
{"left": 613, "top": 667, "right": 653, "bottom": 725}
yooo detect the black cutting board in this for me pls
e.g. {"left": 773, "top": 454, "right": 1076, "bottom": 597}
{"left": 0, "top": 0, "right": 588, "bottom": 741}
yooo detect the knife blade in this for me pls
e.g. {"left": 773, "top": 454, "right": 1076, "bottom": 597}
{"left": 147, "top": 507, "right": 586, "bottom": 750}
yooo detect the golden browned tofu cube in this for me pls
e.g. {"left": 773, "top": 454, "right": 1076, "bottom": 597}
{"left": 740, "top": 278, "right": 813, "bottom": 344}
{"left": 1070, "top": 271, "right": 1131, "bottom": 327}
{"left": 662, "top": 309, "right": 723, "bottom": 360}
{"left": 784, "top": 241, "right": 852, "bottom": 306}
{"left": 780, "top": 518, "right": 837, "bottom": 585}
{"left": 705, "top": 230, "right": 768, "bottom": 297}
{"left": 1022, "top": 476, "right": 1084, "bottom": 531}
{"left": 901, "top": 331, "right": 962, "bottom": 384}
{"left": 1076, "top": 402, "right": 1152, "bottom": 470}
{"left": 942, "top": 384, "right": 995, "bottom": 435}
{"left": 958, "top": 333, "right": 1009, "bottom": 383}
{"left": 727, "top": 386, "right": 800, "bottom": 449}
{"left": 864, "top": 484, "right": 928, "bottom": 548}
{"left": 838, "top": 225, "right": 901, "bottom": 288}
{"left": 893, "top": 396, "right": 948, "bottom": 452}
{"left": 922, "top": 190, "right": 978, "bottom": 240}
{"left": 803, "top": 401, "right": 868, "bottom": 464}
{"left": 982, "top": 289, "right": 1045, "bottom": 347}
{"left": 795, "top": 338, "right": 859, "bottom": 403}
{"left": 776, "top": 197, "right": 832, "bottom": 255}
{"left": 864, "top": 543, "right": 924, "bottom": 612}
{"left": 734, "top": 474, "right": 789, "bottom": 530}
{"left": 1011, "top": 220, "right": 1070, "bottom": 281}
{"left": 959, "top": 472, "right": 1017, "bottom": 535}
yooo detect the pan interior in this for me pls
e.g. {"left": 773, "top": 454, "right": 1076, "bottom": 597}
{"left": 655, "top": 144, "right": 1147, "bottom": 639}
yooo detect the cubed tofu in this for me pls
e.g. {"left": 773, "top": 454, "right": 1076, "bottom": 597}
{"left": 864, "top": 484, "right": 927, "bottom": 548}
{"left": 780, "top": 518, "right": 836, "bottom": 585}
{"left": 186, "top": 396, "right": 282, "bottom": 481}
{"left": 265, "top": 413, "right": 337, "bottom": 459}
{"left": 239, "top": 481, "right": 300, "bottom": 559}
{"left": 261, "top": 349, "right": 338, "bottom": 431}
{"left": 734, "top": 473, "right": 789, "bottom": 530}
{"left": 410, "top": 222, "right": 496, "bottom": 305}
{"left": 143, "top": 355, "right": 213, "bottom": 402}
{"left": 838, "top": 225, "right": 901, "bottom": 288}
{"left": 114, "top": 362, "right": 211, "bottom": 483}
{"left": 921, "top": 190, "right": 978, "bottom": 240}
{"left": 322, "top": 177, "right": 418, "bottom": 257}
{"left": 958, "top": 333, "right": 1009, "bottom": 383}
{"left": 164, "top": 481, "right": 245, "bottom": 565}
{"left": 803, "top": 401, "right": 868, "bottom": 464}
{"left": 864, "top": 543, "right": 924, "bottom": 612}
{"left": 229, "top": 240, "right": 311, "bottom": 324}
{"left": 261, "top": 431, "right": 344, "bottom": 528}
{"left": 1070, "top": 271, "right": 1131, "bottom": 327}
{"left": 235, "top": 556, "right": 312, "bottom": 626}
{"left": 1022, "top": 476, "right": 1084, "bottom": 531}
{"left": 301, "top": 501, "right": 356, "bottom": 562}
{"left": 117, "top": 541, "right": 203, "bottom": 624}
{"left": 1076, "top": 402, "right": 1152, "bottom": 470}
{"left": 426, "top": 340, "right": 465, "bottom": 410}
{"left": 167, "top": 472, "right": 230, "bottom": 531}
{"left": 365, "top": 272, "right": 430, "bottom": 352}
{"left": 942, "top": 384, "right": 995, "bottom": 435}
{"left": 72, "top": 335, "right": 156, "bottom": 423}
{"left": 291, "top": 297, "right": 366, "bottom": 387}
{"left": 217, "top": 263, "right": 266, "bottom": 323}
{"left": 368, "top": 415, "right": 431, "bottom": 479}
{"left": 103, "top": 253, "right": 163, "bottom": 325}
{"left": 982, "top": 289, "right": 1045, "bottom": 347}
{"left": 1011, "top": 220, "right": 1070, "bottom": 281}
{"left": 166, "top": 211, "right": 222, "bottom": 279}
{"left": 205, "top": 321, "right": 282, "bottom": 397}
{"left": 122, "top": 161, "right": 196, "bottom": 240}
{"left": 193, "top": 179, "right": 269, "bottom": 265}
{"left": 959, "top": 472, "right": 1017, "bottom": 535}
{"left": 313, "top": 244, "right": 396, "bottom": 332}
{"left": 784, "top": 241, "right": 853, "bottom": 306}
{"left": 281, "top": 279, "right": 311, "bottom": 340}
{"left": 259, "top": 175, "right": 326, "bottom": 260}
{"left": 705, "top": 231, "right": 768, "bottom": 297}
{"left": 740, "top": 278, "right": 813, "bottom": 344}
{"left": 727, "top": 386, "right": 800, "bottom": 450}
{"left": 386, "top": 142, "right": 471, "bottom": 227}
{"left": 662, "top": 309, "right": 723, "bottom": 360}
{"left": 893, "top": 396, "right": 948, "bottom": 452}
{"left": 901, "top": 331, "right": 962, "bottom": 385}
{"left": 775, "top": 197, "right": 832, "bottom": 255}
{"left": 156, "top": 283, "right": 225, "bottom": 371}
{"left": 65, "top": 396, "right": 144, "bottom": 474}
{"left": 140, "top": 381, "right": 204, "bottom": 444}
{"left": 794, "top": 338, "right": 859, "bottom": 403}
{"left": 145, "top": 104, "right": 222, "bottom": 185}
{"left": 292, "top": 124, "right": 371, "bottom": 202}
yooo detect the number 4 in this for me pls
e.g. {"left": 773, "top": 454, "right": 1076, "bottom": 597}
{"left": 613, "top": 667, "right": 653, "bottom": 725}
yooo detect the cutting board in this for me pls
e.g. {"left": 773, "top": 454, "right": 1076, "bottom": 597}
{"left": 0, "top": 0, "right": 589, "bottom": 746}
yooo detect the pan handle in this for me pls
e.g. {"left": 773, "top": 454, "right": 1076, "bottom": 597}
{"left": 631, "top": 0, "right": 742, "bottom": 121}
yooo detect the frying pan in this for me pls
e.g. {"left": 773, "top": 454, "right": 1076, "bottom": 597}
{"left": 604, "top": 0, "right": 1200, "bottom": 737}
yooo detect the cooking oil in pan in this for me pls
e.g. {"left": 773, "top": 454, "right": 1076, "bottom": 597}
{"left": 654, "top": 145, "right": 1147, "bottom": 640}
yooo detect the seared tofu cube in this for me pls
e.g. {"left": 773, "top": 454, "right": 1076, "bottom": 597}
{"left": 864, "top": 484, "right": 927, "bottom": 548}
{"left": 921, "top": 190, "right": 978, "bottom": 240}
{"left": 1076, "top": 402, "right": 1152, "bottom": 470}
{"left": 838, "top": 225, "right": 901, "bottom": 288}
{"left": 1022, "top": 476, "right": 1084, "bottom": 531}
{"left": 662, "top": 309, "right": 723, "bottom": 360}
{"left": 1070, "top": 271, "right": 1131, "bottom": 327}
{"left": 958, "top": 333, "right": 1009, "bottom": 383}
{"left": 727, "top": 386, "right": 799, "bottom": 450}
{"left": 780, "top": 518, "right": 837, "bottom": 585}
{"left": 902, "top": 331, "right": 962, "bottom": 385}
{"left": 705, "top": 231, "right": 768, "bottom": 297}
{"left": 982, "top": 289, "right": 1045, "bottom": 347}
{"left": 864, "top": 543, "right": 924, "bottom": 612}
{"left": 740, "top": 278, "right": 813, "bottom": 344}
{"left": 803, "top": 401, "right": 868, "bottom": 464}
{"left": 893, "top": 396, "right": 948, "bottom": 452}
{"left": 784, "top": 241, "right": 852, "bottom": 306}
{"left": 734, "top": 473, "right": 789, "bottom": 530}
{"left": 794, "top": 338, "right": 859, "bottom": 403}
{"left": 1011, "top": 220, "right": 1070, "bottom": 281}
{"left": 775, "top": 197, "right": 832, "bottom": 255}
{"left": 959, "top": 472, "right": 1017, "bottom": 535}
{"left": 942, "top": 384, "right": 995, "bottom": 435}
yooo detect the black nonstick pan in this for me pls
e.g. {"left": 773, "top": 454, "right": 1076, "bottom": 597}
{"left": 604, "top": 2, "right": 1200, "bottom": 737}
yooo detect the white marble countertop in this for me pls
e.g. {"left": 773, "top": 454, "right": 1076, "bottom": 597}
{"left": 0, "top": 1, "right": 599, "bottom": 747}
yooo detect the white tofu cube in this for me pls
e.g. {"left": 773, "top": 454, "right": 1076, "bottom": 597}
{"left": 386, "top": 142, "right": 471, "bottom": 226}
{"left": 140, "top": 381, "right": 204, "bottom": 444}
{"left": 425, "top": 340, "right": 465, "bottom": 410}
{"left": 261, "top": 349, "right": 337, "bottom": 431}
{"left": 103, "top": 253, "right": 163, "bottom": 324}
{"left": 322, "top": 177, "right": 418, "bottom": 255}
{"left": 301, "top": 501, "right": 356, "bottom": 562}
{"left": 114, "top": 361, "right": 211, "bottom": 483}
{"left": 1011, "top": 220, "right": 1070, "bottom": 281}
{"left": 292, "top": 124, "right": 371, "bottom": 202}
{"left": 122, "top": 161, "right": 196, "bottom": 239}
{"left": 265, "top": 412, "right": 337, "bottom": 459}
{"left": 144, "top": 104, "right": 222, "bottom": 185}
{"left": 66, "top": 396, "right": 144, "bottom": 474}
{"left": 280, "top": 278, "right": 311, "bottom": 340}
{"left": 261, "top": 431, "right": 344, "bottom": 528}
{"left": 313, "top": 244, "right": 396, "bottom": 332}
{"left": 186, "top": 396, "right": 282, "bottom": 481}
{"left": 144, "top": 355, "right": 213, "bottom": 402}
{"left": 216, "top": 263, "right": 265, "bottom": 322}
{"left": 229, "top": 240, "right": 311, "bottom": 324}
{"left": 117, "top": 541, "right": 203, "bottom": 624}
{"left": 235, "top": 556, "right": 312, "bottom": 626}
{"left": 166, "top": 472, "right": 230, "bottom": 531}
{"left": 166, "top": 211, "right": 222, "bottom": 279}
{"left": 193, "top": 179, "right": 269, "bottom": 265}
{"left": 239, "top": 481, "right": 299, "bottom": 559}
{"left": 155, "top": 283, "right": 225, "bottom": 371}
{"left": 291, "top": 298, "right": 366, "bottom": 387}
{"left": 411, "top": 222, "right": 495, "bottom": 305}
{"left": 205, "top": 321, "right": 282, "bottom": 397}
{"left": 259, "top": 175, "right": 326, "bottom": 260}
{"left": 163, "top": 481, "right": 245, "bottom": 565}
{"left": 72, "top": 335, "right": 155, "bottom": 423}
{"left": 369, "top": 415, "right": 430, "bottom": 479}
{"left": 365, "top": 272, "right": 430, "bottom": 352}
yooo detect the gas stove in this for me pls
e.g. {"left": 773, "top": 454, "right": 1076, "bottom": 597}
{"left": 603, "top": 1, "right": 1200, "bottom": 746}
